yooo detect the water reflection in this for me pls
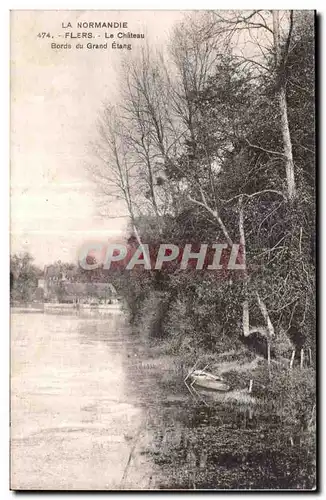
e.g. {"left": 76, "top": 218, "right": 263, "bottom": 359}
{"left": 11, "top": 311, "right": 315, "bottom": 490}
{"left": 11, "top": 312, "right": 154, "bottom": 490}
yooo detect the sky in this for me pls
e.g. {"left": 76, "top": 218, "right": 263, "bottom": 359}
{"left": 10, "top": 10, "right": 184, "bottom": 266}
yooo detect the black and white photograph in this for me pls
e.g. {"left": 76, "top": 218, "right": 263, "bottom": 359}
{"left": 10, "top": 9, "right": 316, "bottom": 491}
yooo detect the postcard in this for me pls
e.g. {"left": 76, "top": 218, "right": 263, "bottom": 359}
{"left": 10, "top": 10, "right": 316, "bottom": 490}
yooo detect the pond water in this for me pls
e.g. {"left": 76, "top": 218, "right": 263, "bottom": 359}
{"left": 10, "top": 311, "right": 315, "bottom": 490}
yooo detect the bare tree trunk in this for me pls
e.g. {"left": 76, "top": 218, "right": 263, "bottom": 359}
{"left": 132, "top": 223, "right": 152, "bottom": 269}
{"left": 256, "top": 291, "right": 275, "bottom": 365}
{"left": 242, "top": 300, "right": 250, "bottom": 337}
{"left": 290, "top": 349, "right": 295, "bottom": 369}
{"left": 188, "top": 190, "right": 233, "bottom": 247}
{"left": 256, "top": 292, "right": 275, "bottom": 338}
{"left": 308, "top": 347, "right": 312, "bottom": 366}
{"left": 144, "top": 154, "right": 161, "bottom": 230}
{"left": 272, "top": 10, "right": 296, "bottom": 201}
{"left": 258, "top": 296, "right": 274, "bottom": 336}
{"left": 278, "top": 86, "right": 296, "bottom": 200}
{"left": 239, "top": 196, "right": 250, "bottom": 338}
{"left": 267, "top": 343, "right": 271, "bottom": 366}
{"left": 239, "top": 196, "right": 275, "bottom": 347}
{"left": 300, "top": 348, "right": 304, "bottom": 368}
{"left": 272, "top": 10, "right": 282, "bottom": 63}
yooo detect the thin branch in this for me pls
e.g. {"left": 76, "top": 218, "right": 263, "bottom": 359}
{"left": 257, "top": 202, "right": 284, "bottom": 236}
{"left": 222, "top": 189, "right": 285, "bottom": 204}
{"left": 256, "top": 234, "right": 288, "bottom": 258}
{"left": 245, "top": 139, "right": 286, "bottom": 157}
{"left": 271, "top": 297, "right": 298, "bottom": 313}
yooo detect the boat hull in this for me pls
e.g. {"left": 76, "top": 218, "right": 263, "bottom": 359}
{"left": 192, "top": 378, "right": 230, "bottom": 392}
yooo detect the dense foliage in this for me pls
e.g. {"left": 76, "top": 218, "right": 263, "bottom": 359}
{"left": 10, "top": 253, "right": 42, "bottom": 303}
{"left": 91, "top": 11, "right": 315, "bottom": 364}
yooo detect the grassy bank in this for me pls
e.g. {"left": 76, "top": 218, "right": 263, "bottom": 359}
{"left": 138, "top": 348, "right": 315, "bottom": 489}
{"left": 126, "top": 300, "right": 316, "bottom": 490}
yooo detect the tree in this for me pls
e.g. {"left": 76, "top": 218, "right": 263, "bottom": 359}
{"left": 91, "top": 104, "right": 137, "bottom": 224}
{"left": 201, "top": 10, "right": 303, "bottom": 201}
{"left": 10, "top": 253, "right": 41, "bottom": 302}
{"left": 90, "top": 10, "right": 315, "bottom": 360}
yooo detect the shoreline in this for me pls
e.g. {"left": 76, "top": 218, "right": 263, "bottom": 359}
{"left": 11, "top": 303, "right": 123, "bottom": 314}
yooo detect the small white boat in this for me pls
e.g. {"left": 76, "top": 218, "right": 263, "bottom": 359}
{"left": 190, "top": 370, "right": 230, "bottom": 392}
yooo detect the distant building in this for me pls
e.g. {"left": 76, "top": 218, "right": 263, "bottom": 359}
{"left": 42, "top": 265, "right": 117, "bottom": 303}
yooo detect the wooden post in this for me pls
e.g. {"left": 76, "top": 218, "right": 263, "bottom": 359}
{"left": 289, "top": 349, "right": 295, "bottom": 369}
